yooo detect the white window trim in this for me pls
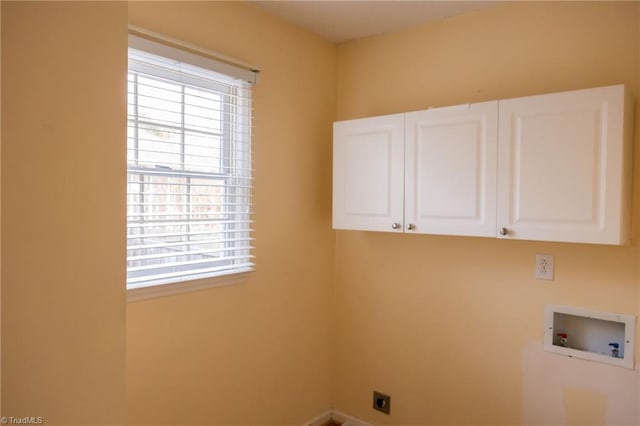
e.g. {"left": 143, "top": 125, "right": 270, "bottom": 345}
{"left": 127, "top": 271, "right": 254, "bottom": 303}
{"left": 128, "top": 25, "right": 259, "bottom": 83}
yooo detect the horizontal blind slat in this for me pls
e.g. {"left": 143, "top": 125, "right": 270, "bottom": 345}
{"left": 127, "top": 263, "right": 255, "bottom": 287}
{"left": 128, "top": 254, "right": 254, "bottom": 273}
{"left": 128, "top": 245, "right": 254, "bottom": 262}
{"left": 128, "top": 236, "right": 253, "bottom": 251}
{"left": 127, "top": 219, "right": 252, "bottom": 228}
{"left": 127, "top": 228, "right": 253, "bottom": 240}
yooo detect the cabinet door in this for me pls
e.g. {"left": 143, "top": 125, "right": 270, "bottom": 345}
{"left": 333, "top": 114, "right": 405, "bottom": 232}
{"left": 404, "top": 102, "right": 498, "bottom": 236}
{"left": 497, "top": 85, "right": 631, "bottom": 244}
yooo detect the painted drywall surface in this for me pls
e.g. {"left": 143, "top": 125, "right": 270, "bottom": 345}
{"left": 126, "top": 2, "right": 336, "bottom": 425}
{"left": 334, "top": 2, "right": 640, "bottom": 425}
{"left": 1, "top": 2, "right": 127, "bottom": 424}
{"left": 1, "top": 1, "right": 3, "bottom": 416}
{"left": 637, "top": 5, "right": 640, "bottom": 419}
{"left": 338, "top": 2, "right": 639, "bottom": 120}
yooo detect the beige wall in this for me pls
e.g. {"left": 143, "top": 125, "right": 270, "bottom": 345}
{"left": 1, "top": 0, "right": 3, "bottom": 415}
{"left": 126, "top": 2, "right": 336, "bottom": 425}
{"left": 1, "top": 2, "right": 127, "bottom": 424}
{"left": 4, "top": 1, "right": 640, "bottom": 425}
{"left": 637, "top": 3, "right": 640, "bottom": 418}
{"left": 333, "top": 2, "right": 640, "bottom": 425}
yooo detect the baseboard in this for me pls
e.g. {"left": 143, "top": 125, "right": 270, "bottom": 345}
{"left": 331, "top": 409, "right": 373, "bottom": 426}
{"left": 303, "top": 409, "right": 372, "bottom": 426}
{"left": 304, "top": 410, "right": 332, "bottom": 426}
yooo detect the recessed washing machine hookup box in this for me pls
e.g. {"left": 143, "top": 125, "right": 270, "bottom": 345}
{"left": 544, "top": 304, "right": 636, "bottom": 369}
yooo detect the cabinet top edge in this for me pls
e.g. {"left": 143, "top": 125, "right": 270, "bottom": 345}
{"left": 334, "top": 84, "right": 631, "bottom": 124}
{"left": 498, "top": 83, "right": 629, "bottom": 105}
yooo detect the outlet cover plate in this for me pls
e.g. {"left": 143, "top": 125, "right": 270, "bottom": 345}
{"left": 373, "top": 391, "right": 390, "bottom": 415}
{"left": 535, "top": 253, "right": 554, "bottom": 280}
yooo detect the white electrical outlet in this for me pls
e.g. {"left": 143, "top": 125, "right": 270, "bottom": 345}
{"left": 535, "top": 254, "right": 554, "bottom": 280}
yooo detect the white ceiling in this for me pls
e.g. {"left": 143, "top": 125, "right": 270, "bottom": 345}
{"left": 252, "top": 1, "right": 500, "bottom": 44}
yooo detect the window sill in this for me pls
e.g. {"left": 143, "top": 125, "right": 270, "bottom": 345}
{"left": 127, "top": 271, "right": 252, "bottom": 303}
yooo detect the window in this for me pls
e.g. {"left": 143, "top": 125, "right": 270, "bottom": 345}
{"left": 127, "top": 32, "right": 256, "bottom": 292}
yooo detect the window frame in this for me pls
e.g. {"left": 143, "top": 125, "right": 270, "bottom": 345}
{"left": 126, "top": 31, "right": 257, "bottom": 302}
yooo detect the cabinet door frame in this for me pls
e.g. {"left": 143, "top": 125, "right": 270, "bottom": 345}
{"left": 333, "top": 113, "right": 405, "bottom": 232}
{"left": 404, "top": 101, "right": 498, "bottom": 236}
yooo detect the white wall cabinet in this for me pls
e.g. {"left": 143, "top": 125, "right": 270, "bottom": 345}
{"left": 496, "top": 85, "right": 633, "bottom": 244}
{"left": 333, "top": 84, "right": 633, "bottom": 245}
{"left": 332, "top": 113, "right": 405, "bottom": 232}
{"left": 405, "top": 102, "right": 498, "bottom": 237}
{"left": 333, "top": 102, "right": 498, "bottom": 236}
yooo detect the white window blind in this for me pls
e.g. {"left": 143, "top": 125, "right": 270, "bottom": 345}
{"left": 127, "top": 34, "right": 255, "bottom": 290}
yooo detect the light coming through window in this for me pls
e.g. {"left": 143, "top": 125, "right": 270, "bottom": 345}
{"left": 127, "top": 34, "right": 255, "bottom": 290}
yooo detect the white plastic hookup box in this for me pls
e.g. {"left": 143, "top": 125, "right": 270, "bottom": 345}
{"left": 544, "top": 304, "right": 636, "bottom": 369}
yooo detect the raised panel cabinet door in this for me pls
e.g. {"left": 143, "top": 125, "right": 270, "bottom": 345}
{"left": 497, "top": 85, "right": 633, "bottom": 244}
{"left": 333, "top": 113, "right": 405, "bottom": 232}
{"left": 404, "top": 102, "right": 498, "bottom": 236}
